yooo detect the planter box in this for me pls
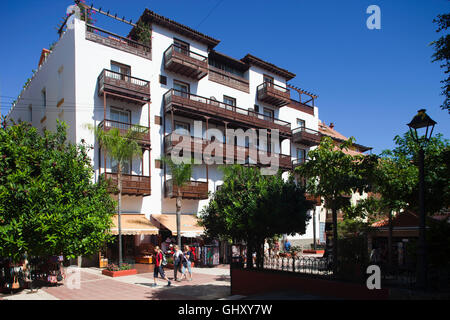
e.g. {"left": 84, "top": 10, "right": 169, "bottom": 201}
{"left": 102, "top": 269, "right": 138, "bottom": 277}
{"left": 302, "top": 249, "right": 325, "bottom": 254}
{"left": 136, "top": 256, "right": 152, "bottom": 264}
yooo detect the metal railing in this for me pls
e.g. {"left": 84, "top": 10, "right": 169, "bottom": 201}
{"left": 257, "top": 81, "right": 290, "bottom": 93}
{"left": 164, "top": 43, "right": 208, "bottom": 63}
{"left": 99, "top": 119, "right": 149, "bottom": 135}
{"left": 164, "top": 88, "right": 291, "bottom": 129}
{"left": 86, "top": 24, "right": 151, "bottom": 58}
{"left": 292, "top": 126, "right": 320, "bottom": 136}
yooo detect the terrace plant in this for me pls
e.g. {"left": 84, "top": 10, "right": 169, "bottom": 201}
{"left": 85, "top": 124, "right": 143, "bottom": 267}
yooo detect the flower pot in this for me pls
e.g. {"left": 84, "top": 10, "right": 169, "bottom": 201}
{"left": 165, "top": 263, "right": 174, "bottom": 269}
{"left": 102, "top": 269, "right": 137, "bottom": 277}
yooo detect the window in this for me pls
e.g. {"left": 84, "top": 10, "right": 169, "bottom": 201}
{"left": 263, "top": 108, "right": 274, "bottom": 121}
{"left": 208, "top": 59, "right": 245, "bottom": 78}
{"left": 223, "top": 95, "right": 236, "bottom": 106}
{"left": 57, "top": 66, "right": 64, "bottom": 102}
{"left": 297, "top": 148, "right": 306, "bottom": 163}
{"left": 296, "top": 118, "right": 305, "bottom": 129}
{"left": 173, "top": 80, "right": 190, "bottom": 98}
{"left": 263, "top": 74, "right": 274, "bottom": 84}
{"left": 41, "top": 89, "right": 46, "bottom": 110}
{"left": 173, "top": 38, "right": 189, "bottom": 55}
{"left": 111, "top": 158, "right": 131, "bottom": 175}
{"left": 159, "top": 75, "right": 167, "bottom": 85}
{"left": 254, "top": 105, "right": 259, "bottom": 113}
{"left": 174, "top": 120, "right": 190, "bottom": 135}
{"left": 28, "top": 105, "right": 32, "bottom": 122}
{"left": 110, "top": 108, "right": 130, "bottom": 129}
{"left": 110, "top": 61, "right": 131, "bottom": 80}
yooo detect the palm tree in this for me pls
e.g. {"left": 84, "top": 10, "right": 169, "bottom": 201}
{"left": 161, "top": 156, "right": 193, "bottom": 248}
{"left": 86, "top": 124, "right": 143, "bottom": 266}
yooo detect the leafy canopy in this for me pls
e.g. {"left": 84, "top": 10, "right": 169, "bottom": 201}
{"left": 0, "top": 121, "right": 116, "bottom": 261}
{"left": 199, "top": 165, "right": 313, "bottom": 243}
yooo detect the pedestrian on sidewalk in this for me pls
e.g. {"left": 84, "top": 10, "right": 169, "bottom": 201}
{"left": 153, "top": 246, "right": 171, "bottom": 287}
{"left": 181, "top": 245, "right": 193, "bottom": 281}
{"left": 173, "top": 245, "right": 183, "bottom": 282}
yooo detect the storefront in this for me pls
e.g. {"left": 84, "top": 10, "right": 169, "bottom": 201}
{"left": 103, "top": 214, "right": 160, "bottom": 266}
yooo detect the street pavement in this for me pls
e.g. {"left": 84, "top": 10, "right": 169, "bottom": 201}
{"left": 0, "top": 264, "right": 232, "bottom": 300}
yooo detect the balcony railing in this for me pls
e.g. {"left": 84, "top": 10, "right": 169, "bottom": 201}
{"left": 86, "top": 24, "right": 151, "bottom": 59}
{"left": 208, "top": 65, "right": 249, "bottom": 93}
{"left": 305, "top": 194, "right": 322, "bottom": 206}
{"left": 292, "top": 157, "right": 306, "bottom": 167}
{"left": 97, "top": 69, "right": 150, "bottom": 104}
{"left": 99, "top": 119, "right": 150, "bottom": 147}
{"left": 165, "top": 179, "right": 209, "bottom": 200}
{"left": 164, "top": 89, "right": 292, "bottom": 136}
{"left": 292, "top": 127, "right": 321, "bottom": 146}
{"left": 257, "top": 82, "right": 291, "bottom": 107}
{"left": 104, "top": 173, "right": 151, "bottom": 196}
{"left": 164, "top": 44, "right": 208, "bottom": 80}
{"left": 164, "top": 133, "right": 292, "bottom": 170}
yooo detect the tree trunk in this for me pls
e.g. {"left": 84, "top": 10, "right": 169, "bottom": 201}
{"left": 388, "top": 210, "right": 393, "bottom": 271}
{"left": 176, "top": 188, "right": 182, "bottom": 249}
{"left": 118, "top": 164, "right": 123, "bottom": 267}
{"left": 332, "top": 207, "right": 338, "bottom": 276}
{"left": 246, "top": 239, "right": 254, "bottom": 270}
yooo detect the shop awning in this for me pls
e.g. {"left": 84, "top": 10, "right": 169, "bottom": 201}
{"left": 151, "top": 214, "right": 204, "bottom": 236}
{"left": 111, "top": 214, "right": 159, "bottom": 235}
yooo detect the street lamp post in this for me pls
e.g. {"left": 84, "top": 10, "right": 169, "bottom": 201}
{"left": 407, "top": 109, "right": 437, "bottom": 291}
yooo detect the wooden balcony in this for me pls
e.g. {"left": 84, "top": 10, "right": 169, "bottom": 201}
{"left": 97, "top": 69, "right": 150, "bottom": 105}
{"left": 164, "top": 89, "right": 292, "bottom": 137}
{"left": 292, "top": 127, "right": 321, "bottom": 146}
{"left": 208, "top": 65, "right": 249, "bottom": 93}
{"left": 164, "top": 133, "right": 292, "bottom": 170}
{"left": 98, "top": 119, "right": 150, "bottom": 148}
{"left": 86, "top": 24, "right": 151, "bottom": 59}
{"left": 257, "top": 82, "right": 291, "bottom": 107}
{"left": 164, "top": 44, "right": 208, "bottom": 80}
{"left": 104, "top": 173, "right": 151, "bottom": 196}
{"left": 292, "top": 158, "right": 306, "bottom": 168}
{"left": 165, "top": 179, "right": 209, "bottom": 200}
{"left": 305, "top": 194, "right": 322, "bottom": 206}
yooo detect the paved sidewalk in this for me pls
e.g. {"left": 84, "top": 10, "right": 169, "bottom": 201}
{"left": 0, "top": 264, "right": 231, "bottom": 300}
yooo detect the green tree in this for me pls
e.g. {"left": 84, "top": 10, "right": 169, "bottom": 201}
{"left": 295, "top": 136, "right": 372, "bottom": 275}
{"left": 0, "top": 121, "right": 116, "bottom": 262}
{"left": 160, "top": 156, "right": 193, "bottom": 249}
{"left": 199, "top": 165, "right": 312, "bottom": 270}
{"left": 430, "top": 13, "right": 450, "bottom": 113}
{"left": 86, "top": 124, "right": 143, "bottom": 266}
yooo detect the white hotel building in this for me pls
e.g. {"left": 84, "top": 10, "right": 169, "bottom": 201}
{"left": 6, "top": 6, "right": 366, "bottom": 263}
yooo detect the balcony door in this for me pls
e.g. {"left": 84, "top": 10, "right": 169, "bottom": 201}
{"left": 111, "top": 158, "right": 131, "bottom": 175}
{"left": 297, "top": 148, "right": 306, "bottom": 164}
{"left": 263, "top": 74, "right": 274, "bottom": 87}
{"left": 263, "top": 108, "right": 274, "bottom": 121}
{"left": 173, "top": 38, "right": 190, "bottom": 56}
{"left": 296, "top": 118, "right": 305, "bottom": 129}
{"left": 173, "top": 80, "right": 190, "bottom": 98}
{"left": 110, "top": 62, "right": 131, "bottom": 81}
{"left": 110, "top": 107, "right": 131, "bottom": 130}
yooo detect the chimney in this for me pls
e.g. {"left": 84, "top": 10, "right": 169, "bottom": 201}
{"left": 329, "top": 122, "right": 334, "bottom": 129}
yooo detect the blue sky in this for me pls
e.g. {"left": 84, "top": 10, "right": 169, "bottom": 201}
{"left": 1, "top": 0, "right": 449, "bottom": 154}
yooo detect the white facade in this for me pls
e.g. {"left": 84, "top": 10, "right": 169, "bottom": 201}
{"left": 7, "top": 12, "right": 322, "bottom": 245}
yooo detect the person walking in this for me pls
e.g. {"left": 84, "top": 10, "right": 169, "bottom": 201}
{"left": 284, "top": 239, "right": 291, "bottom": 252}
{"left": 153, "top": 246, "right": 171, "bottom": 287}
{"left": 173, "top": 245, "right": 183, "bottom": 282}
{"left": 181, "top": 245, "right": 193, "bottom": 281}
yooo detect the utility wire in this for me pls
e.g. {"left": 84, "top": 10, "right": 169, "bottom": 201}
{"left": 196, "top": 0, "right": 225, "bottom": 28}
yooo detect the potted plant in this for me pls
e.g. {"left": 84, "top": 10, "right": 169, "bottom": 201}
{"left": 165, "top": 257, "right": 174, "bottom": 269}
{"left": 101, "top": 263, "right": 137, "bottom": 277}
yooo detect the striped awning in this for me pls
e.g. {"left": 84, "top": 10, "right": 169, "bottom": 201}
{"left": 111, "top": 214, "right": 159, "bottom": 235}
{"left": 151, "top": 214, "right": 204, "bottom": 236}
